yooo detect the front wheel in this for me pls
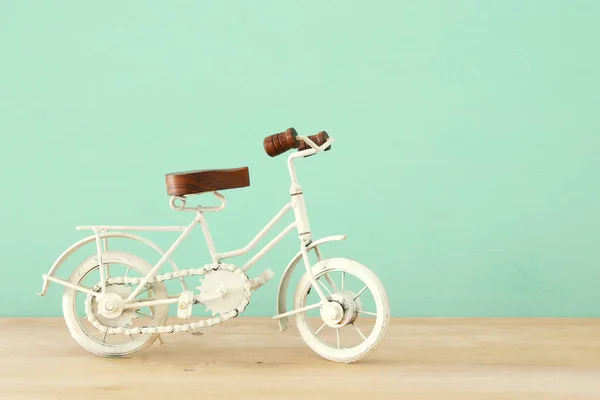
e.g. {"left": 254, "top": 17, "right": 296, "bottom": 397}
{"left": 294, "top": 258, "right": 390, "bottom": 363}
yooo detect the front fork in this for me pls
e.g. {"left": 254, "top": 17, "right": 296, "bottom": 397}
{"left": 291, "top": 187, "right": 329, "bottom": 303}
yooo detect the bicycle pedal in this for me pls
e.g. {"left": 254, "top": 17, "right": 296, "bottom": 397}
{"left": 249, "top": 269, "right": 275, "bottom": 291}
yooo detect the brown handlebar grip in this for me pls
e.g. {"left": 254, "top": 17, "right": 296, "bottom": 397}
{"left": 298, "top": 131, "right": 331, "bottom": 152}
{"left": 263, "top": 127, "right": 300, "bottom": 157}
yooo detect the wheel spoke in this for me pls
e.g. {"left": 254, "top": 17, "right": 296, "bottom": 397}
{"left": 317, "top": 279, "right": 332, "bottom": 296}
{"left": 314, "top": 322, "right": 327, "bottom": 336}
{"left": 341, "top": 271, "right": 345, "bottom": 291}
{"left": 353, "top": 285, "right": 368, "bottom": 300}
{"left": 336, "top": 328, "right": 340, "bottom": 349}
{"left": 101, "top": 332, "right": 107, "bottom": 343}
{"left": 323, "top": 273, "right": 340, "bottom": 292}
{"left": 128, "top": 335, "right": 135, "bottom": 342}
{"left": 124, "top": 268, "right": 130, "bottom": 278}
{"left": 357, "top": 310, "right": 378, "bottom": 317}
{"left": 352, "top": 323, "right": 367, "bottom": 341}
{"left": 136, "top": 310, "right": 152, "bottom": 318}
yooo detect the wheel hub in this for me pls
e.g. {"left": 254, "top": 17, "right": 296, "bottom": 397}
{"left": 321, "top": 291, "right": 361, "bottom": 328}
{"left": 90, "top": 284, "right": 137, "bottom": 327}
{"left": 97, "top": 293, "right": 125, "bottom": 319}
{"left": 321, "top": 302, "right": 344, "bottom": 326}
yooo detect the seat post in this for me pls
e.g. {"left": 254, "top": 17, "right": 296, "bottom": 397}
{"left": 169, "top": 192, "right": 227, "bottom": 213}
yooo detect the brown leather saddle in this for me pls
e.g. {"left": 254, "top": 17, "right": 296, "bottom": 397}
{"left": 165, "top": 167, "right": 250, "bottom": 196}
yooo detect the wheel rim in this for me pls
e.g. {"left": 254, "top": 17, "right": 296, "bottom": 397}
{"left": 63, "top": 252, "right": 169, "bottom": 356}
{"left": 295, "top": 258, "right": 390, "bottom": 362}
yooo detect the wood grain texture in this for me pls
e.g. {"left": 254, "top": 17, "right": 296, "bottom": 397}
{"left": 1, "top": 317, "right": 600, "bottom": 400}
{"left": 165, "top": 167, "right": 250, "bottom": 196}
{"left": 263, "top": 127, "right": 299, "bottom": 157}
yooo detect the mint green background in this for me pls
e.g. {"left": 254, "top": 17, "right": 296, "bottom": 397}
{"left": 1, "top": 1, "right": 599, "bottom": 317}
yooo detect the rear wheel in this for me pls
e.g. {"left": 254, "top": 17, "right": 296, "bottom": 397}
{"left": 294, "top": 258, "right": 390, "bottom": 363}
{"left": 62, "top": 251, "right": 169, "bottom": 357}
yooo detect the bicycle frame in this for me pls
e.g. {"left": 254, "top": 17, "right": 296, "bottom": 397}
{"left": 42, "top": 136, "right": 335, "bottom": 310}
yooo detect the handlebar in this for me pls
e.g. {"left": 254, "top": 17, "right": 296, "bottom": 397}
{"left": 263, "top": 128, "right": 300, "bottom": 157}
{"left": 263, "top": 128, "right": 333, "bottom": 157}
{"left": 298, "top": 131, "right": 331, "bottom": 153}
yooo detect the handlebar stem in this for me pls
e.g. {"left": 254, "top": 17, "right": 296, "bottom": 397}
{"left": 286, "top": 137, "right": 335, "bottom": 193}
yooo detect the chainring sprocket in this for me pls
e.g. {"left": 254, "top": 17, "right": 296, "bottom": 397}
{"left": 198, "top": 269, "right": 248, "bottom": 315}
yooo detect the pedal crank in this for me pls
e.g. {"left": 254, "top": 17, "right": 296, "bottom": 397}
{"left": 194, "top": 287, "right": 227, "bottom": 303}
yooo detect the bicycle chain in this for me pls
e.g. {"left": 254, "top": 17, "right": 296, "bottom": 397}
{"left": 84, "top": 263, "right": 251, "bottom": 336}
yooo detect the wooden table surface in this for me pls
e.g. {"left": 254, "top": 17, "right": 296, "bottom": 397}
{"left": 1, "top": 317, "right": 599, "bottom": 399}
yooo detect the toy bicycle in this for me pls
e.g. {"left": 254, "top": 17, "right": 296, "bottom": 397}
{"left": 38, "top": 128, "right": 390, "bottom": 363}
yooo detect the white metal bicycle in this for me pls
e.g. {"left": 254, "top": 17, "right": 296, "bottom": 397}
{"left": 39, "top": 128, "right": 390, "bottom": 363}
